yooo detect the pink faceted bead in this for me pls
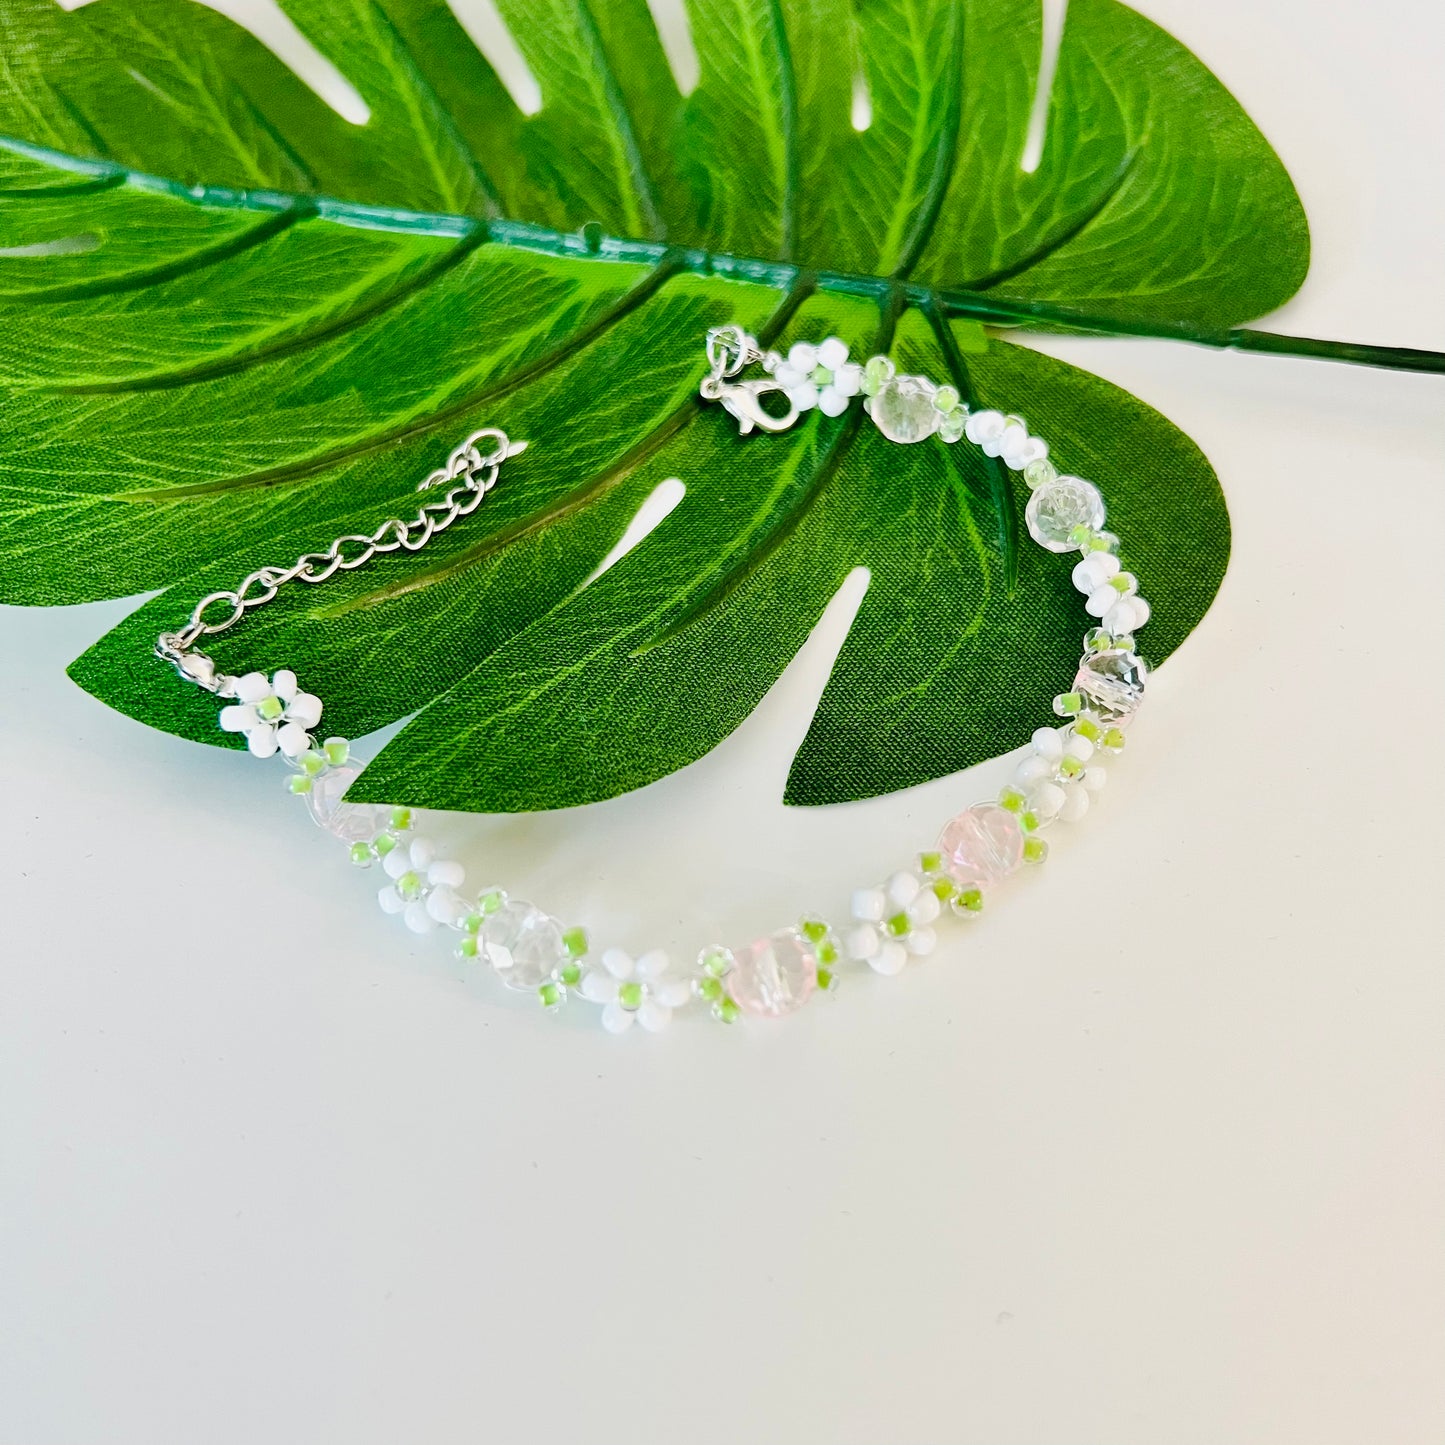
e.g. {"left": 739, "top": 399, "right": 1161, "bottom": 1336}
{"left": 728, "top": 930, "right": 817, "bottom": 1018}
{"left": 938, "top": 803, "right": 1024, "bottom": 889}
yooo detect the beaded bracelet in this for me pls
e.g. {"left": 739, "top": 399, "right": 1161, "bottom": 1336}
{"left": 156, "top": 326, "right": 1150, "bottom": 1035}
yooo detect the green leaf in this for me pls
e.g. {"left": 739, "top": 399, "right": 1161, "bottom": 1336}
{"left": 0, "top": 0, "right": 1294, "bottom": 808}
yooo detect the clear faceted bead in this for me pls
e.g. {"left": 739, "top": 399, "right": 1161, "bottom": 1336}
{"left": 727, "top": 929, "right": 817, "bottom": 1017}
{"left": 1074, "top": 648, "right": 1148, "bottom": 726}
{"left": 1025, "top": 476, "right": 1106, "bottom": 552}
{"left": 869, "top": 375, "right": 941, "bottom": 444}
{"left": 481, "top": 900, "right": 567, "bottom": 991}
{"left": 304, "top": 764, "right": 393, "bottom": 843}
{"left": 937, "top": 803, "right": 1024, "bottom": 889}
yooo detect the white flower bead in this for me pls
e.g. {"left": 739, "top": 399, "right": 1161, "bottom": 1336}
{"left": 831, "top": 362, "right": 863, "bottom": 397}
{"left": 870, "top": 940, "right": 908, "bottom": 976}
{"left": 271, "top": 669, "right": 298, "bottom": 700}
{"left": 1030, "top": 781, "right": 1067, "bottom": 819}
{"left": 247, "top": 727, "right": 280, "bottom": 759}
{"left": 910, "top": 889, "right": 942, "bottom": 926}
{"left": 787, "top": 379, "right": 819, "bottom": 411}
{"left": 818, "top": 387, "right": 850, "bottom": 417}
{"left": 887, "top": 871, "right": 921, "bottom": 907}
{"left": 1059, "top": 787, "right": 1091, "bottom": 823}
{"left": 851, "top": 888, "right": 886, "bottom": 922}
{"left": 1072, "top": 552, "right": 1119, "bottom": 593}
{"left": 235, "top": 672, "right": 270, "bottom": 704}
{"left": 845, "top": 924, "right": 880, "bottom": 960}
{"left": 1031, "top": 726, "right": 1064, "bottom": 760}
{"left": 219, "top": 704, "right": 252, "bottom": 732}
{"left": 1104, "top": 597, "right": 1148, "bottom": 634}
{"left": 276, "top": 721, "right": 312, "bottom": 757}
{"left": 774, "top": 362, "right": 804, "bottom": 387}
{"left": 1064, "top": 733, "right": 1094, "bottom": 763}
{"left": 382, "top": 847, "right": 411, "bottom": 880}
{"left": 1082, "top": 766, "right": 1108, "bottom": 793}
{"left": 425, "top": 885, "right": 467, "bottom": 926}
{"left": 601, "top": 1002, "right": 634, "bottom": 1034}
{"left": 816, "top": 336, "right": 849, "bottom": 370}
{"left": 427, "top": 858, "right": 465, "bottom": 889}
{"left": 403, "top": 900, "right": 435, "bottom": 934}
{"left": 787, "top": 341, "right": 818, "bottom": 373}
{"left": 908, "top": 927, "right": 937, "bottom": 958}
{"left": 377, "top": 885, "right": 405, "bottom": 915}
{"left": 408, "top": 836, "right": 436, "bottom": 869}
{"left": 1086, "top": 585, "right": 1118, "bottom": 619}
{"left": 999, "top": 427, "right": 1045, "bottom": 469}
{"left": 1015, "top": 754, "right": 1054, "bottom": 788}
{"left": 964, "top": 409, "right": 1005, "bottom": 446}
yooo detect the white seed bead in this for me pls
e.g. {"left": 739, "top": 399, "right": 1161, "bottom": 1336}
{"left": 869, "top": 941, "right": 908, "bottom": 976}
{"left": 247, "top": 728, "right": 279, "bottom": 759}
{"left": 382, "top": 848, "right": 410, "bottom": 880}
{"left": 408, "top": 836, "right": 436, "bottom": 869}
{"left": 816, "top": 336, "right": 848, "bottom": 370}
{"left": 1015, "top": 754, "right": 1054, "bottom": 788}
{"left": 404, "top": 901, "right": 436, "bottom": 934}
{"left": 852, "top": 887, "right": 886, "bottom": 922}
{"left": 276, "top": 721, "right": 312, "bottom": 758}
{"left": 1064, "top": 733, "right": 1095, "bottom": 763}
{"left": 1104, "top": 598, "right": 1143, "bottom": 634}
{"left": 425, "top": 885, "right": 467, "bottom": 925}
{"left": 1086, "top": 586, "right": 1117, "bottom": 618}
{"left": 887, "top": 871, "right": 921, "bottom": 906}
{"left": 788, "top": 380, "right": 819, "bottom": 411}
{"left": 818, "top": 387, "right": 850, "bottom": 417}
{"left": 1082, "top": 766, "right": 1108, "bottom": 793}
{"left": 1072, "top": 552, "right": 1118, "bottom": 593}
{"left": 1031, "top": 726, "right": 1064, "bottom": 760}
{"left": 1131, "top": 597, "right": 1151, "bottom": 628}
{"left": 235, "top": 672, "right": 270, "bottom": 704}
{"left": 635, "top": 950, "right": 669, "bottom": 979}
{"left": 787, "top": 341, "right": 818, "bottom": 372}
{"left": 831, "top": 362, "right": 862, "bottom": 396}
{"left": 911, "top": 889, "right": 942, "bottom": 926}
{"left": 907, "top": 927, "right": 937, "bottom": 957}
{"left": 774, "top": 362, "right": 804, "bottom": 387}
{"left": 1030, "top": 781, "right": 1067, "bottom": 819}
{"left": 377, "top": 885, "right": 405, "bottom": 914}
{"left": 964, "top": 409, "right": 1005, "bottom": 445}
{"left": 285, "top": 693, "right": 323, "bottom": 728}
{"left": 218, "top": 704, "right": 252, "bottom": 733}
{"left": 427, "top": 858, "right": 465, "bottom": 889}
{"left": 846, "top": 924, "right": 880, "bottom": 960}
{"left": 1059, "top": 787, "right": 1091, "bottom": 823}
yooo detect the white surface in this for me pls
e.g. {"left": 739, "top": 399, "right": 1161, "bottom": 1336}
{"left": 3, "top": 2, "right": 1444, "bottom": 1441}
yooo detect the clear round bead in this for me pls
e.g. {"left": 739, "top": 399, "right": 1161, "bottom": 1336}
{"left": 481, "top": 900, "right": 567, "bottom": 991}
{"left": 869, "top": 375, "right": 941, "bottom": 444}
{"left": 1074, "top": 648, "right": 1148, "bottom": 726}
{"left": 1025, "top": 477, "right": 1106, "bottom": 552}
{"left": 303, "top": 764, "right": 393, "bottom": 843}
{"left": 727, "top": 929, "right": 818, "bottom": 1017}
{"left": 937, "top": 803, "right": 1024, "bottom": 889}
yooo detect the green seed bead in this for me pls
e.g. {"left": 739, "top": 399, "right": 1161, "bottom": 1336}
{"left": 1019, "top": 811, "right": 1040, "bottom": 833}
{"left": 478, "top": 887, "right": 506, "bottom": 916}
{"left": 885, "top": 911, "right": 911, "bottom": 938}
{"left": 701, "top": 947, "right": 733, "bottom": 979}
{"left": 1058, "top": 755, "right": 1084, "bottom": 780}
{"left": 1089, "top": 531, "right": 1121, "bottom": 554}
{"left": 1023, "top": 457, "right": 1057, "bottom": 490}
{"left": 1068, "top": 523, "right": 1094, "bottom": 548}
{"left": 456, "top": 935, "right": 479, "bottom": 959}
{"left": 918, "top": 850, "right": 943, "bottom": 876}
{"left": 1074, "top": 716, "right": 1102, "bottom": 743}
{"left": 373, "top": 833, "right": 397, "bottom": 857}
{"left": 1022, "top": 836, "right": 1049, "bottom": 865}
{"left": 1083, "top": 627, "right": 1111, "bottom": 654}
{"left": 256, "top": 695, "right": 284, "bottom": 722}
{"left": 389, "top": 806, "right": 413, "bottom": 831}
{"left": 462, "top": 911, "right": 483, "bottom": 934}
{"left": 618, "top": 981, "right": 644, "bottom": 1010}
{"left": 816, "top": 966, "right": 836, "bottom": 992}
{"left": 933, "top": 384, "right": 960, "bottom": 413}
{"left": 287, "top": 774, "right": 312, "bottom": 795}
{"left": 1102, "top": 727, "right": 1126, "bottom": 752}
{"left": 1053, "top": 691, "right": 1083, "bottom": 718}
{"left": 559, "top": 961, "right": 582, "bottom": 988}
{"left": 300, "top": 749, "right": 327, "bottom": 777}
{"left": 960, "top": 887, "right": 984, "bottom": 913}
{"left": 862, "top": 355, "right": 893, "bottom": 396}
{"left": 698, "top": 976, "right": 724, "bottom": 1003}
{"left": 349, "top": 841, "right": 373, "bottom": 866}
{"left": 323, "top": 737, "right": 350, "bottom": 766}
{"left": 562, "top": 926, "right": 589, "bottom": 959}
{"left": 799, "top": 917, "right": 829, "bottom": 945}
{"left": 397, "top": 870, "right": 422, "bottom": 901}
{"left": 538, "top": 981, "right": 563, "bottom": 1010}
{"left": 713, "top": 996, "right": 741, "bottom": 1024}
{"left": 931, "top": 876, "right": 957, "bottom": 903}
{"left": 815, "top": 939, "right": 839, "bottom": 967}
{"left": 998, "top": 786, "right": 1026, "bottom": 813}
{"left": 811, "top": 364, "right": 832, "bottom": 385}
{"left": 1108, "top": 572, "right": 1134, "bottom": 593}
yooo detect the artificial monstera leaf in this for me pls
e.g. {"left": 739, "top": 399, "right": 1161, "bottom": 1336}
{"left": 0, "top": 0, "right": 1300, "bottom": 807}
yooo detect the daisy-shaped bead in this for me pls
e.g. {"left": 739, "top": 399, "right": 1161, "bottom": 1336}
{"left": 580, "top": 948, "right": 691, "bottom": 1033}
{"left": 844, "top": 870, "right": 941, "bottom": 976}
{"left": 219, "top": 669, "right": 323, "bottom": 759}
{"left": 772, "top": 337, "right": 863, "bottom": 418}
{"left": 377, "top": 836, "right": 467, "bottom": 934}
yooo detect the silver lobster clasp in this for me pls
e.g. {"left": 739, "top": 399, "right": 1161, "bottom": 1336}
{"left": 707, "top": 376, "right": 799, "bottom": 435}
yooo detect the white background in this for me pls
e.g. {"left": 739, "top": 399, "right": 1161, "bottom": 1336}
{"left": 3, "top": 1, "right": 1443, "bottom": 1441}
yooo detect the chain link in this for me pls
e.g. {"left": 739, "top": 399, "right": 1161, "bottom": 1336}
{"left": 156, "top": 427, "right": 521, "bottom": 691}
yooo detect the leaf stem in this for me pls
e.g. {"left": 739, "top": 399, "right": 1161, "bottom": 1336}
{"left": 932, "top": 290, "right": 1445, "bottom": 374}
